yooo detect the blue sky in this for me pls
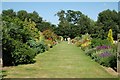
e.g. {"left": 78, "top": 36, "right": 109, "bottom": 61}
{"left": 2, "top": 2, "right": 118, "bottom": 25}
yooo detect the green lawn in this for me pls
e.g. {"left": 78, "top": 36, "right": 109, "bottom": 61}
{"left": 3, "top": 42, "right": 117, "bottom": 78}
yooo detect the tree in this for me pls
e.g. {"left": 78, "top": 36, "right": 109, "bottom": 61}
{"left": 37, "top": 21, "right": 56, "bottom": 32}
{"left": 56, "top": 10, "right": 66, "bottom": 27}
{"left": 97, "top": 9, "right": 119, "bottom": 40}
{"left": 2, "top": 9, "right": 16, "bottom": 22}
{"left": 55, "top": 10, "right": 95, "bottom": 39}
{"left": 17, "top": 10, "right": 28, "bottom": 21}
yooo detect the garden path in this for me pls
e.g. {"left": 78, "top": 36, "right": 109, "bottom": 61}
{"left": 4, "top": 42, "right": 116, "bottom": 78}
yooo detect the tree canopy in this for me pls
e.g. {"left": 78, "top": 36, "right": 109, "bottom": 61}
{"left": 55, "top": 9, "right": 119, "bottom": 40}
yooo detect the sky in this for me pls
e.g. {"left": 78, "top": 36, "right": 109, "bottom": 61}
{"left": 2, "top": 2, "right": 118, "bottom": 25}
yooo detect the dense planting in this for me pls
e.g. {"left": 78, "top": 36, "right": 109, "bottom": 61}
{"left": 2, "top": 9, "right": 59, "bottom": 66}
{"left": 55, "top": 9, "right": 119, "bottom": 40}
{"left": 74, "top": 29, "right": 117, "bottom": 70}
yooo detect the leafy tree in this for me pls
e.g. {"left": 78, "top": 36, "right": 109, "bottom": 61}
{"left": 17, "top": 10, "right": 28, "bottom": 21}
{"left": 2, "top": 9, "right": 16, "bottom": 22}
{"left": 97, "top": 9, "right": 119, "bottom": 40}
{"left": 38, "top": 21, "right": 56, "bottom": 32}
{"left": 55, "top": 10, "right": 95, "bottom": 39}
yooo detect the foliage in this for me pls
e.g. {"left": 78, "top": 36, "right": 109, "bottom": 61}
{"left": 85, "top": 44, "right": 117, "bottom": 69}
{"left": 2, "top": 36, "right": 36, "bottom": 66}
{"left": 45, "top": 39, "right": 54, "bottom": 49}
{"left": 55, "top": 9, "right": 119, "bottom": 40}
{"left": 74, "top": 37, "right": 81, "bottom": 41}
{"left": 2, "top": 9, "right": 57, "bottom": 66}
{"left": 90, "top": 38, "right": 111, "bottom": 48}
{"left": 84, "top": 30, "right": 117, "bottom": 69}
{"left": 42, "top": 29, "right": 56, "bottom": 40}
{"left": 42, "top": 29, "right": 58, "bottom": 48}
{"left": 85, "top": 48, "right": 96, "bottom": 57}
{"left": 12, "top": 43, "right": 36, "bottom": 65}
{"left": 26, "top": 40, "right": 47, "bottom": 54}
{"left": 75, "top": 41, "right": 81, "bottom": 47}
{"left": 80, "top": 33, "right": 92, "bottom": 50}
{"left": 97, "top": 9, "right": 119, "bottom": 40}
{"left": 55, "top": 10, "right": 94, "bottom": 39}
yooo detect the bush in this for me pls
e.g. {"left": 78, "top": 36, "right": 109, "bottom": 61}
{"left": 85, "top": 48, "right": 96, "bottom": 56}
{"left": 27, "top": 40, "right": 47, "bottom": 54}
{"left": 93, "top": 48, "right": 116, "bottom": 68}
{"left": 45, "top": 39, "right": 54, "bottom": 49}
{"left": 12, "top": 44, "right": 36, "bottom": 65}
{"left": 91, "top": 38, "right": 111, "bottom": 48}
{"left": 85, "top": 42, "right": 117, "bottom": 69}
{"left": 36, "top": 42, "right": 47, "bottom": 53}
{"left": 75, "top": 33, "right": 92, "bottom": 51}
{"left": 3, "top": 39, "right": 36, "bottom": 66}
{"left": 75, "top": 41, "right": 81, "bottom": 47}
{"left": 80, "top": 33, "right": 92, "bottom": 51}
{"left": 98, "top": 54, "right": 117, "bottom": 68}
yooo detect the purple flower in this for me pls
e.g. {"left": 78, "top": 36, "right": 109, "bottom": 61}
{"left": 96, "top": 45, "right": 111, "bottom": 50}
{"left": 99, "top": 51, "right": 111, "bottom": 57}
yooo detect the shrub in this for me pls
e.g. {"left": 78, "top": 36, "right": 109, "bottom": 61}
{"left": 75, "top": 33, "right": 92, "bottom": 51}
{"left": 74, "top": 37, "right": 81, "bottom": 41}
{"left": 12, "top": 44, "right": 36, "bottom": 65}
{"left": 85, "top": 48, "right": 96, "bottom": 57}
{"left": 42, "top": 29, "right": 57, "bottom": 41}
{"left": 75, "top": 41, "right": 81, "bottom": 47}
{"left": 91, "top": 47, "right": 117, "bottom": 68}
{"left": 91, "top": 39, "right": 111, "bottom": 48}
{"left": 85, "top": 42, "right": 117, "bottom": 69}
{"left": 98, "top": 54, "right": 117, "bottom": 68}
{"left": 107, "top": 29, "right": 114, "bottom": 44}
{"left": 45, "top": 39, "right": 54, "bottom": 49}
{"left": 36, "top": 42, "right": 47, "bottom": 53}
{"left": 3, "top": 39, "right": 36, "bottom": 66}
{"left": 27, "top": 40, "right": 47, "bottom": 54}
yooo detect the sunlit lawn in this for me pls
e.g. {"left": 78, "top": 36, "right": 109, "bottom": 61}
{"left": 3, "top": 42, "right": 117, "bottom": 78}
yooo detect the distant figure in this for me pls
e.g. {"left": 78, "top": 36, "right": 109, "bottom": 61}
{"left": 67, "top": 37, "right": 71, "bottom": 44}
{"left": 65, "top": 38, "right": 67, "bottom": 41}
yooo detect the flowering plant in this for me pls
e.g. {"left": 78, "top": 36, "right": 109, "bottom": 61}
{"left": 96, "top": 45, "right": 111, "bottom": 50}
{"left": 99, "top": 51, "right": 111, "bottom": 58}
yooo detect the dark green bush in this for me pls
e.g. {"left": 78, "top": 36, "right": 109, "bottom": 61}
{"left": 98, "top": 55, "right": 117, "bottom": 68}
{"left": 37, "top": 42, "right": 46, "bottom": 53}
{"left": 3, "top": 38, "right": 36, "bottom": 66}
{"left": 91, "top": 38, "right": 111, "bottom": 48}
{"left": 12, "top": 44, "right": 36, "bottom": 65}
{"left": 27, "top": 40, "right": 47, "bottom": 54}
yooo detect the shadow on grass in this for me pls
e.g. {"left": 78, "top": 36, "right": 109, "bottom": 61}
{"left": 3, "top": 60, "right": 36, "bottom": 67}
{"left": 2, "top": 70, "right": 7, "bottom": 78}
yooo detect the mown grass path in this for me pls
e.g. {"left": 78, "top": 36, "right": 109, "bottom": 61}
{"left": 4, "top": 42, "right": 117, "bottom": 78}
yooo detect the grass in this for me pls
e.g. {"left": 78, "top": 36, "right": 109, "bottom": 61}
{"left": 3, "top": 42, "right": 117, "bottom": 78}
